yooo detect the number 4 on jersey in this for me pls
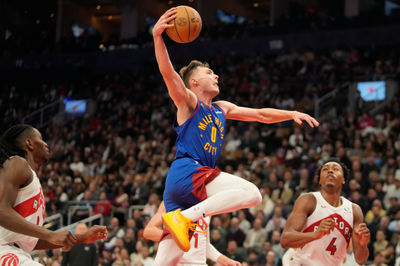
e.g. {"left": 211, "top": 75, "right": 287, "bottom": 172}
{"left": 326, "top": 237, "right": 337, "bottom": 255}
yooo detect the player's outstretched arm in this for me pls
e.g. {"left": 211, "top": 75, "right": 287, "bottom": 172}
{"left": 75, "top": 225, "right": 107, "bottom": 244}
{"left": 205, "top": 219, "right": 240, "bottom": 266}
{"left": 207, "top": 243, "right": 240, "bottom": 266}
{"left": 215, "top": 101, "right": 319, "bottom": 128}
{"left": 0, "top": 157, "right": 77, "bottom": 248}
{"left": 352, "top": 204, "right": 370, "bottom": 265}
{"left": 281, "top": 193, "right": 334, "bottom": 248}
{"left": 153, "top": 8, "right": 197, "bottom": 112}
{"left": 143, "top": 201, "right": 166, "bottom": 241}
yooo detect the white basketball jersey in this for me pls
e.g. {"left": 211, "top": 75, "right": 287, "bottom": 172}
{"left": 0, "top": 168, "right": 45, "bottom": 253}
{"left": 179, "top": 217, "right": 210, "bottom": 266}
{"left": 292, "top": 192, "right": 353, "bottom": 266}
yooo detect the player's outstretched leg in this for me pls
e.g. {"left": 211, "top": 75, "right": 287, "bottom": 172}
{"left": 163, "top": 172, "right": 261, "bottom": 251}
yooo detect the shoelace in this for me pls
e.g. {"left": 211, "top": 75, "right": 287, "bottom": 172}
{"left": 187, "top": 219, "right": 205, "bottom": 234}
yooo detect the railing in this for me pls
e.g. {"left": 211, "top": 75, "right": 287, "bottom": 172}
{"left": 58, "top": 214, "right": 104, "bottom": 232}
{"left": 314, "top": 87, "right": 340, "bottom": 120}
{"left": 21, "top": 98, "right": 64, "bottom": 128}
{"left": 128, "top": 205, "right": 145, "bottom": 219}
{"left": 67, "top": 204, "right": 93, "bottom": 226}
{"left": 44, "top": 213, "right": 63, "bottom": 229}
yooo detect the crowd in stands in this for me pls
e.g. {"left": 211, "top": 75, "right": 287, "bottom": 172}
{"left": 2, "top": 32, "right": 400, "bottom": 265}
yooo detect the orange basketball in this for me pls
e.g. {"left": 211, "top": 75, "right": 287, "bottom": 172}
{"left": 166, "top": 5, "right": 202, "bottom": 43}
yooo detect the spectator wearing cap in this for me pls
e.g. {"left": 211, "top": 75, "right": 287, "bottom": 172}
{"left": 100, "top": 245, "right": 114, "bottom": 266}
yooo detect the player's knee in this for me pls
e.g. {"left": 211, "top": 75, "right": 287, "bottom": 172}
{"left": 246, "top": 183, "right": 262, "bottom": 206}
{"left": 253, "top": 187, "right": 262, "bottom": 206}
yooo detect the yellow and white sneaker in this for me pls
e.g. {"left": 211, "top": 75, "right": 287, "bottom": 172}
{"left": 162, "top": 209, "right": 198, "bottom": 252}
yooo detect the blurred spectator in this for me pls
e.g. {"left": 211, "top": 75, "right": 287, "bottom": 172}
{"left": 243, "top": 218, "right": 267, "bottom": 252}
{"left": 270, "top": 230, "right": 285, "bottom": 259}
{"left": 225, "top": 240, "right": 246, "bottom": 262}
{"left": 211, "top": 228, "right": 227, "bottom": 254}
{"left": 62, "top": 223, "right": 98, "bottom": 266}
{"left": 373, "top": 229, "right": 389, "bottom": 256}
{"left": 142, "top": 193, "right": 160, "bottom": 217}
{"left": 249, "top": 187, "right": 275, "bottom": 218}
{"left": 123, "top": 228, "right": 136, "bottom": 255}
{"left": 366, "top": 199, "right": 387, "bottom": 224}
{"left": 237, "top": 210, "right": 252, "bottom": 234}
{"left": 139, "top": 246, "right": 154, "bottom": 266}
{"left": 94, "top": 191, "right": 112, "bottom": 218}
{"left": 101, "top": 246, "right": 114, "bottom": 266}
{"left": 226, "top": 217, "right": 246, "bottom": 247}
{"left": 264, "top": 250, "right": 279, "bottom": 266}
{"left": 383, "top": 170, "right": 400, "bottom": 208}
{"left": 129, "top": 175, "right": 149, "bottom": 205}
{"left": 368, "top": 251, "right": 388, "bottom": 266}
{"left": 271, "top": 180, "right": 293, "bottom": 205}
{"left": 70, "top": 155, "right": 85, "bottom": 176}
{"left": 105, "top": 217, "right": 125, "bottom": 250}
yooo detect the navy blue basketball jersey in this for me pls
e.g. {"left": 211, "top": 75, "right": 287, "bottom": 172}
{"left": 174, "top": 100, "right": 226, "bottom": 168}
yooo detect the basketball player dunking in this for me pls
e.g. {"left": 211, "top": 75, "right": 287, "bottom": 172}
{"left": 0, "top": 125, "right": 107, "bottom": 265}
{"left": 152, "top": 7, "right": 320, "bottom": 265}
{"left": 281, "top": 158, "right": 370, "bottom": 266}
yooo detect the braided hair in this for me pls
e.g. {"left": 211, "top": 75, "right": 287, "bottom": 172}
{"left": 0, "top": 124, "right": 34, "bottom": 168}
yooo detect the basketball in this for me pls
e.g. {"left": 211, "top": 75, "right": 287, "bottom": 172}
{"left": 166, "top": 5, "right": 202, "bottom": 43}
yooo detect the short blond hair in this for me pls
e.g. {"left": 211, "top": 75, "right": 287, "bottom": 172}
{"left": 179, "top": 60, "right": 210, "bottom": 88}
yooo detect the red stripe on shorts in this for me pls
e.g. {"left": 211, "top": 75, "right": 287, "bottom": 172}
{"left": 192, "top": 166, "right": 221, "bottom": 201}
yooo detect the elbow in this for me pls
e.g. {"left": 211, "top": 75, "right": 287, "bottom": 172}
{"left": 355, "top": 258, "right": 367, "bottom": 265}
{"left": 143, "top": 228, "right": 150, "bottom": 240}
{"left": 355, "top": 252, "right": 369, "bottom": 265}
{"left": 280, "top": 242, "right": 289, "bottom": 249}
{"left": 280, "top": 235, "right": 289, "bottom": 249}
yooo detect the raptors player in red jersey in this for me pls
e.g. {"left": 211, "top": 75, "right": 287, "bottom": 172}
{"left": 0, "top": 124, "right": 107, "bottom": 265}
{"left": 281, "top": 158, "right": 370, "bottom": 266}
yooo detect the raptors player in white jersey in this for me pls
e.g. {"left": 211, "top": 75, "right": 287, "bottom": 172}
{"left": 143, "top": 201, "right": 240, "bottom": 266}
{"left": 0, "top": 124, "right": 107, "bottom": 265}
{"left": 281, "top": 158, "right": 370, "bottom": 266}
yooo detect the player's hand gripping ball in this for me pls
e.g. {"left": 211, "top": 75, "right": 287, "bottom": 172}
{"left": 166, "top": 5, "right": 202, "bottom": 43}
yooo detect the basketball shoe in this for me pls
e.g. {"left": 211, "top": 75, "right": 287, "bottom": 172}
{"left": 162, "top": 209, "right": 198, "bottom": 252}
